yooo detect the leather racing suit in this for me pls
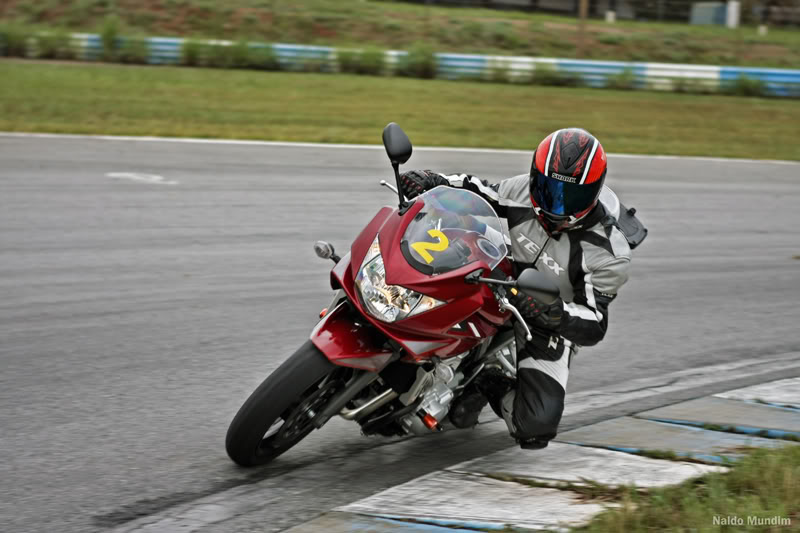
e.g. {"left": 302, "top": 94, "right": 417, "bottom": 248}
{"left": 427, "top": 172, "right": 631, "bottom": 442}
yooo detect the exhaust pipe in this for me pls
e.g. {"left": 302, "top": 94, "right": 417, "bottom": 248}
{"left": 339, "top": 389, "right": 399, "bottom": 421}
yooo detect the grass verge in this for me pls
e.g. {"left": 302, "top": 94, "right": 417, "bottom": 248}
{"left": 486, "top": 473, "right": 640, "bottom": 503}
{"left": 1, "top": 60, "right": 799, "bottom": 160}
{"left": 1, "top": 0, "right": 800, "bottom": 68}
{"left": 573, "top": 445, "right": 800, "bottom": 532}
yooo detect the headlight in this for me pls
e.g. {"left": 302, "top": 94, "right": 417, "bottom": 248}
{"left": 355, "top": 236, "right": 445, "bottom": 323}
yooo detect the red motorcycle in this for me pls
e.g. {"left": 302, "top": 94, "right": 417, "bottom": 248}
{"left": 226, "top": 123, "right": 559, "bottom": 466}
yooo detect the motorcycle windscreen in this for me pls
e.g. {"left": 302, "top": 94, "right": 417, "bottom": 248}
{"left": 401, "top": 186, "right": 508, "bottom": 275}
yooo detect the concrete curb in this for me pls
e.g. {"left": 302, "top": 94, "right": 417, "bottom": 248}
{"left": 105, "top": 358, "right": 800, "bottom": 532}
{"left": 290, "top": 377, "right": 799, "bottom": 532}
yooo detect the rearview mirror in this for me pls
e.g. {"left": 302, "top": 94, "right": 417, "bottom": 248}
{"left": 313, "top": 240, "right": 340, "bottom": 263}
{"left": 382, "top": 122, "right": 412, "bottom": 165}
{"left": 314, "top": 241, "right": 335, "bottom": 260}
{"left": 517, "top": 269, "right": 560, "bottom": 305}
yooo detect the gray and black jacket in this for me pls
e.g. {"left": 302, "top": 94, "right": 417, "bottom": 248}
{"left": 438, "top": 173, "right": 632, "bottom": 350}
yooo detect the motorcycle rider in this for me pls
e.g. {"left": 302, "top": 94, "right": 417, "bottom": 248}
{"left": 398, "top": 128, "right": 631, "bottom": 450}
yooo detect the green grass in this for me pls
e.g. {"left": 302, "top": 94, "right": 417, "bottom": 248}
{"left": 1, "top": 60, "right": 799, "bottom": 160}
{"left": 573, "top": 445, "right": 800, "bottom": 532}
{"left": 1, "top": 0, "right": 800, "bottom": 68}
{"left": 487, "top": 473, "right": 639, "bottom": 503}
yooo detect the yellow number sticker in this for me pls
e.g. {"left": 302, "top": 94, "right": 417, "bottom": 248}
{"left": 411, "top": 229, "right": 449, "bottom": 264}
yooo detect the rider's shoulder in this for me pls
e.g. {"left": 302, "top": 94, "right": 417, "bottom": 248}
{"left": 579, "top": 187, "right": 632, "bottom": 266}
{"left": 496, "top": 174, "right": 530, "bottom": 204}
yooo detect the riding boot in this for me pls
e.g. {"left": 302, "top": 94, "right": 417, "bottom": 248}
{"left": 447, "top": 387, "right": 488, "bottom": 429}
{"left": 475, "top": 367, "right": 516, "bottom": 418}
{"left": 448, "top": 367, "right": 515, "bottom": 428}
{"left": 517, "top": 436, "right": 551, "bottom": 450}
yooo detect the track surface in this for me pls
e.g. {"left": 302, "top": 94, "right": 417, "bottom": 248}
{"left": 1, "top": 136, "right": 799, "bottom": 532}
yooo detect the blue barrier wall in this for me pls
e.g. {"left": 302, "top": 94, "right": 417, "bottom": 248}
{"left": 60, "top": 34, "right": 800, "bottom": 97}
{"left": 148, "top": 37, "right": 184, "bottom": 65}
{"left": 436, "top": 54, "right": 489, "bottom": 79}
{"left": 556, "top": 60, "right": 648, "bottom": 88}
{"left": 720, "top": 66, "right": 800, "bottom": 97}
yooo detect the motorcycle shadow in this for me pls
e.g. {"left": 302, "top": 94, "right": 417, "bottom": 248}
{"left": 230, "top": 415, "right": 513, "bottom": 483}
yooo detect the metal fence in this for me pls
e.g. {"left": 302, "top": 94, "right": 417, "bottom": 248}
{"left": 66, "top": 33, "right": 800, "bottom": 97}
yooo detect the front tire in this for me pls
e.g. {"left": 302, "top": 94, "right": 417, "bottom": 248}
{"left": 226, "top": 341, "right": 341, "bottom": 466}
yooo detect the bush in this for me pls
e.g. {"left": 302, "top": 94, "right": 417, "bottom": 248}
{"left": 181, "top": 40, "right": 235, "bottom": 68}
{"left": 215, "top": 40, "right": 284, "bottom": 71}
{"left": 189, "top": 41, "right": 285, "bottom": 70}
{"left": 248, "top": 44, "right": 281, "bottom": 71}
{"left": 489, "top": 22, "right": 524, "bottom": 50}
{"left": 488, "top": 61, "right": 511, "bottom": 84}
{"left": 206, "top": 42, "right": 234, "bottom": 68}
{"left": 0, "top": 23, "right": 30, "bottom": 57}
{"left": 462, "top": 21, "right": 484, "bottom": 43}
{"left": 301, "top": 57, "right": 327, "bottom": 73}
{"left": 229, "top": 40, "right": 251, "bottom": 69}
{"left": 724, "top": 75, "right": 768, "bottom": 97}
{"left": 398, "top": 42, "right": 437, "bottom": 79}
{"left": 181, "top": 39, "right": 204, "bottom": 66}
{"left": 100, "top": 15, "right": 120, "bottom": 61}
{"left": 338, "top": 47, "right": 384, "bottom": 75}
{"left": 530, "top": 63, "right": 583, "bottom": 87}
{"left": 598, "top": 34, "right": 626, "bottom": 46}
{"left": 672, "top": 77, "right": 715, "bottom": 95}
{"left": 606, "top": 68, "right": 637, "bottom": 90}
{"left": 118, "top": 37, "right": 149, "bottom": 64}
{"left": 337, "top": 49, "right": 359, "bottom": 73}
{"left": 359, "top": 47, "right": 385, "bottom": 75}
{"left": 36, "top": 30, "right": 75, "bottom": 60}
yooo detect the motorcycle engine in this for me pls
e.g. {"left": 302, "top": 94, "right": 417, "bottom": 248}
{"left": 398, "top": 357, "right": 464, "bottom": 436}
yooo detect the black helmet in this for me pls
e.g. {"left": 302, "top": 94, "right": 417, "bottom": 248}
{"left": 530, "top": 128, "right": 607, "bottom": 234}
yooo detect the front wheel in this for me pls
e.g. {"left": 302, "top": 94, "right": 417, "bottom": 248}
{"left": 225, "top": 341, "right": 343, "bottom": 466}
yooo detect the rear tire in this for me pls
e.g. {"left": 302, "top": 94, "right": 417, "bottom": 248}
{"left": 225, "top": 341, "right": 340, "bottom": 467}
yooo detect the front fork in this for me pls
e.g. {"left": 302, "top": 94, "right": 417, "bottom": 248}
{"left": 311, "top": 369, "right": 380, "bottom": 429}
{"left": 310, "top": 289, "right": 400, "bottom": 428}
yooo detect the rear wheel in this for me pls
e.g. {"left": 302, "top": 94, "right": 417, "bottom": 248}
{"left": 226, "top": 341, "right": 344, "bottom": 466}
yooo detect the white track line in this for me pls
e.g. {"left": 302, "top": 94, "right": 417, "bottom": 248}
{"left": 565, "top": 351, "right": 800, "bottom": 416}
{"left": 106, "top": 172, "right": 178, "bottom": 185}
{"left": 1, "top": 132, "right": 798, "bottom": 165}
{"left": 715, "top": 377, "right": 800, "bottom": 408}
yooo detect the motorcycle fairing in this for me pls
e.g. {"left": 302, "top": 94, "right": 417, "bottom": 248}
{"left": 349, "top": 206, "right": 394, "bottom": 282}
{"left": 321, "top": 199, "right": 510, "bottom": 361}
{"left": 310, "top": 302, "right": 395, "bottom": 371}
{"left": 326, "top": 258, "right": 494, "bottom": 361}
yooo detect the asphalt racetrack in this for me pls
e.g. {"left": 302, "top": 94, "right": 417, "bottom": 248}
{"left": 1, "top": 135, "right": 799, "bottom": 532}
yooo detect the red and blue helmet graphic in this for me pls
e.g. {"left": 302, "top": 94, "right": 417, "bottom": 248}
{"left": 529, "top": 128, "right": 607, "bottom": 229}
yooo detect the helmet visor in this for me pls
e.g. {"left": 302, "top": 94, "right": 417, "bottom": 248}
{"left": 530, "top": 169, "right": 603, "bottom": 217}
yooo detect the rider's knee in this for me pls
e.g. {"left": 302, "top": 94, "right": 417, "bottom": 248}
{"left": 511, "top": 396, "right": 563, "bottom": 441}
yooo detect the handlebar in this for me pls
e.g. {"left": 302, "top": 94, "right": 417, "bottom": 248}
{"left": 466, "top": 271, "right": 546, "bottom": 342}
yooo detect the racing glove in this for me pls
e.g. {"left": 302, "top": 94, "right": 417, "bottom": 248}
{"left": 513, "top": 291, "right": 564, "bottom": 331}
{"left": 399, "top": 170, "right": 449, "bottom": 199}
